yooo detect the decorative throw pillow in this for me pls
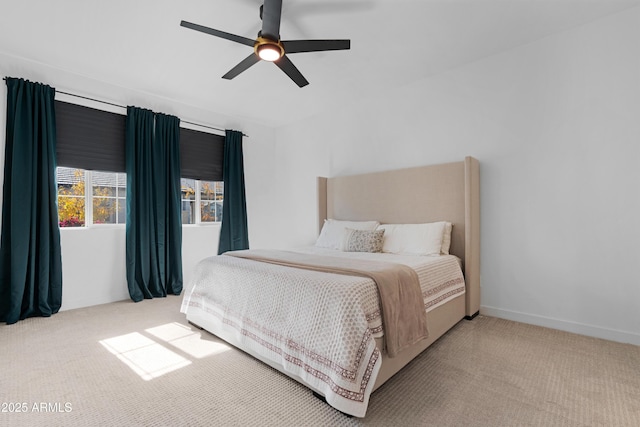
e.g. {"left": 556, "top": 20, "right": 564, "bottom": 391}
{"left": 341, "top": 228, "right": 385, "bottom": 253}
{"left": 315, "top": 219, "right": 380, "bottom": 250}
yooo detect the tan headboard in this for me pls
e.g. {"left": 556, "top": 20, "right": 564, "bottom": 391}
{"left": 317, "top": 156, "right": 480, "bottom": 317}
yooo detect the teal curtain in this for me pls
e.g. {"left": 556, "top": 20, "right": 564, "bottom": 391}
{"left": 218, "top": 130, "right": 249, "bottom": 254}
{"left": 154, "top": 113, "right": 183, "bottom": 295}
{"left": 125, "top": 107, "right": 182, "bottom": 302}
{"left": 0, "top": 78, "right": 63, "bottom": 324}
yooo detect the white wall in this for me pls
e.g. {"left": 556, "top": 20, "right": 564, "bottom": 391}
{"left": 273, "top": 7, "right": 640, "bottom": 345}
{"left": 0, "top": 54, "right": 276, "bottom": 311}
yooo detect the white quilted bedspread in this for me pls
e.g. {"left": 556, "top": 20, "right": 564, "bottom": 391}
{"left": 181, "top": 247, "right": 464, "bottom": 417}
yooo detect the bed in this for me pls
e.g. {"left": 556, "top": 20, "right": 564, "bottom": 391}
{"left": 181, "top": 157, "right": 480, "bottom": 417}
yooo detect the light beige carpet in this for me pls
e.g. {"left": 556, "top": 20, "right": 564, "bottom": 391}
{"left": 1, "top": 296, "right": 639, "bottom": 427}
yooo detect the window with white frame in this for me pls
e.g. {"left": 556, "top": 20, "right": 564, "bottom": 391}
{"left": 92, "top": 170, "right": 127, "bottom": 224}
{"left": 181, "top": 178, "right": 223, "bottom": 224}
{"left": 57, "top": 166, "right": 126, "bottom": 227}
{"left": 57, "top": 168, "right": 222, "bottom": 228}
{"left": 55, "top": 100, "right": 225, "bottom": 228}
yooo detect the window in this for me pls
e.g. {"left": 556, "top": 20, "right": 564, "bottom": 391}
{"left": 55, "top": 100, "right": 127, "bottom": 228}
{"left": 57, "top": 167, "right": 86, "bottom": 227}
{"left": 57, "top": 168, "right": 221, "bottom": 227}
{"left": 201, "top": 181, "right": 224, "bottom": 223}
{"left": 181, "top": 179, "right": 223, "bottom": 225}
{"left": 57, "top": 167, "right": 127, "bottom": 227}
{"left": 92, "top": 171, "right": 127, "bottom": 224}
{"left": 54, "top": 100, "right": 225, "bottom": 227}
{"left": 181, "top": 178, "right": 196, "bottom": 224}
{"left": 179, "top": 126, "right": 224, "bottom": 225}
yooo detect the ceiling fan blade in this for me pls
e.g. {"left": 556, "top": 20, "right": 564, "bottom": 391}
{"left": 282, "top": 39, "right": 350, "bottom": 54}
{"left": 181, "top": 20, "right": 255, "bottom": 47}
{"left": 274, "top": 55, "right": 309, "bottom": 88}
{"left": 222, "top": 54, "right": 261, "bottom": 80}
{"left": 261, "top": 0, "right": 283, "bottom": 39}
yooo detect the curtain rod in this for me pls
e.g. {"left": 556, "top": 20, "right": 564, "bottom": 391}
{"left": 2, "top": 77, "right": 247, "bottom": 137}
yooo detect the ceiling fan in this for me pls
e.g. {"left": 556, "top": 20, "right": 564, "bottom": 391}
{"left": 180, "top": 0, "right": 350, "bottom": 87}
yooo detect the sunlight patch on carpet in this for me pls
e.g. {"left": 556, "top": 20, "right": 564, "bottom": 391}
{"left": 99, "top": 332, "right": 191, "bottom": 380}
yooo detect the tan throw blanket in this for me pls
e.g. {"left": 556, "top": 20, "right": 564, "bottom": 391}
{"left": 227, "top": 249, "right": 428, "bottom": 357}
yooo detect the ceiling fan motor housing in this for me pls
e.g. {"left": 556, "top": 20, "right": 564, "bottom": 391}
{"left": 254, "top": 36, "right": 284, "bottom": 61}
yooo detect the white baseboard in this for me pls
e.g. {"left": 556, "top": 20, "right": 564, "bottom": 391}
{"left": 61, "top": 294, "right": 128, "bottom": 312}
{"left": 480, "top": 305, "right": 640, "bottom": 347}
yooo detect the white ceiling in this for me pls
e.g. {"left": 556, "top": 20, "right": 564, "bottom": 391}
{"left": 1, "top": 0, "right": 638, "bottom": 128}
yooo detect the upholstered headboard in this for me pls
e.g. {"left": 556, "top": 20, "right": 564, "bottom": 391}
{"left": 317, "top": 156, "right": 480, "bottom": 317}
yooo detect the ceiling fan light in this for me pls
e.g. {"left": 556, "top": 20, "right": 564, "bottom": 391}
{"left": 257, "top": 44, "right": 281, "bottom": 62}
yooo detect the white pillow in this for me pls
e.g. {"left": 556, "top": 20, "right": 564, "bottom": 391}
{"left": 441, "top": 222, "right": 453, "bottom": 255}
{"left": 377, "top": 222, "right": 447, "bottom": 256}
{"left": 315, "top": 219, "right": 380, "bottom": 250}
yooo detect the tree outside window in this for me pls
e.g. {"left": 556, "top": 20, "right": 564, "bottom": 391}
{"left": 57, "top": 168, "right": 85, "bottom": 227}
